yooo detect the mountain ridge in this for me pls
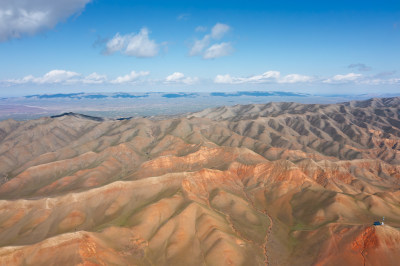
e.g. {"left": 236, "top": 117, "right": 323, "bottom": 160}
{"left": 0, "top": 97, "right": 399, "bottom": 265}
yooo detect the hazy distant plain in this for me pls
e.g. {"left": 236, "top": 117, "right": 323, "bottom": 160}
{"left": 1, "top": 91, "right": 398, "bottom": 121}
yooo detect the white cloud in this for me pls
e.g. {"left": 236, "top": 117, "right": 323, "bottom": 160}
{"left": 6, "top": 70, "right": 81, "bottom": 84}
{"left": 189, "top": 35, "right": 210, "bottom": 56}
{"left": 203, "top": 42, "right": 233, "bottom": 59}
{"left": 248, "top": 71, "right": 281, "bottom": 83}
{"left": 211, "top": 23, "right": 230, "bottom": 39}
{"left": 165, "top": 72, "right": 198, "bottom": 85}
{"left": 322, "top": 72, "right": 400, "bottom": 85}
{"left": 82, "top": 73, "right": 107, "bottom": 84}
{"left": 279, "top": 74, "right": 312, "bottom": 83}
{"left": 213, "top": 71, "right": 398, "bottom": 86}
{"left": 195, "top": 26, "right": 207, "bottom": 32}
{"left": 105, "top": 28, "right": 159, "bottom": 58}
{"left": 4, "top": 70, "right": 149, "bottom": 85}
{"left": 4, "top": 69, "right": 399, "bottom": 88}
{"left": 359, "top": 77, "right": 400, "bottom": 85}
{"left": 166, "top": 72, "right": 185, "bottom": 82}
{"left": 5, "top": 75, "right": 35, "bottom": 84}
{"left": 39, "top": 70, "right": 80, "bottom": 84}
{"left": 111, "top": 71, "right": 149, "bottom": 84}
{"left": 105, "top": 33, "right": 126, "bottom": 54}
{"left": 214, "top": 74, "right": 234, "bottom": 84}
{"left": 0, "top": 0, "right": 92, "bottom": 42}
{"left": 323, "top": 73, "right": 362, "bottom": 84}
{"left": 189, "top": 22, "right": 233, "bottom": 59}
{"left": 214, "top": 71, "right": 312, "bottom": 84}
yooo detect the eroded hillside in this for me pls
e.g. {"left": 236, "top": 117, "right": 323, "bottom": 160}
{"left": 0, "top": 97, "right": 400, "bottom": 265}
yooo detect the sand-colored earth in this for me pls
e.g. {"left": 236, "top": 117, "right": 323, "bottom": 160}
{"left": 0, "top": 97, "right": 400, "bottom": 265}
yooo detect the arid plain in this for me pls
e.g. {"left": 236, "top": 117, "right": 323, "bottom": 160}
{"left": 0, "top": 97, "right": 400, "bottom": 265}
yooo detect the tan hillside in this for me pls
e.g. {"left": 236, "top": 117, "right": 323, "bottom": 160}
{"left": 0, "top": 97, "right": 400, "bottom": 265}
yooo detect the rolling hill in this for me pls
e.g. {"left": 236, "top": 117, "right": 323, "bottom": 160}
{"left": 0, "top": 97, "right": 399, "bottom": 265}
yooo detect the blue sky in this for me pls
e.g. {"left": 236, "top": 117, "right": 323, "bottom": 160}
{"left": 0, "top": 0, "right": 399, "bottom": 96}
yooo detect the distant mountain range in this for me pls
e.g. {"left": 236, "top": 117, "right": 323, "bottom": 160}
{"left": 8, "top": 91, "right": 395, "bottom": 100}
{"left": 1, "top": 91, "right": 400, "bottom": 122}
{"left": 24, "top": 92, "right": 150, "bottom": 99}
{"left": 16, "top": 91, "right": 312, "bottom": 99}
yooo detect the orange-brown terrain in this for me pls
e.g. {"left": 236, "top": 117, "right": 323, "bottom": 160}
{"left": 0, "top": 97, "right": 400, "bottom": 265}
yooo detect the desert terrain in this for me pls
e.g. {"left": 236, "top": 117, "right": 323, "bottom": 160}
{"left": 0, "top": 97, "right": 399, "bottom": 265}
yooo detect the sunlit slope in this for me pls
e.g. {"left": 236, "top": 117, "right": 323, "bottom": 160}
{"left": 0, "top": 97, "right": 399, "bottom": 265}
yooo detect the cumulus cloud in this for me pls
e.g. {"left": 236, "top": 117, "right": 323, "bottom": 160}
{"left": 165, "top": 72, "right": 198, "bottom": 84}
{"left": 214, "top": 71, "right": 312, "bottom": 84}
{"left": 203, "top": 42, "right": 234, "bottom": 59}
{"left": 189, "top": 35, "right": 211, "bottom": 56}
{"left": 323, "top": 73, "right": 362, "bottom": 84}
{"left": 280, "top": 74, "right": 313, "bottom": 83}
{"left": 6, "top": 70, "right": 81, "bottom": 84}
{"left": 214, "top": 74, "right": 234, "bottom": 84}
{"left": 105, "top": 28, "right": 159, "bottom": 58}
{"left": 190, "top": 22, "right": 232, "bottom": 59}
{"left": 4, "top": 70, "right": 149, "bottom": 85}
{"left": 320, "top": 72, "right": 400, "bottom": 85}
{"left": 111, "top": 71, "right": 149, "bottom": 84}
{"left": 211, "top": 23, "right": 230, "bottom": 39}
{"left": 165, "top": 72, "right": 184, "bottom": 82}
{"left": 105, "top": 33, "right": 126, "bottom": 54}
{"left": 348, "top": 63, "right": 372, "bottom": 72}
{"left": 82, "top": 72, "right": 107, "bottom": 84}
{"left": 38, "top": 70, "right": 80, "bottom": 84}
{"left": 0, "top": 0, "right": 92, "bottom": 42}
